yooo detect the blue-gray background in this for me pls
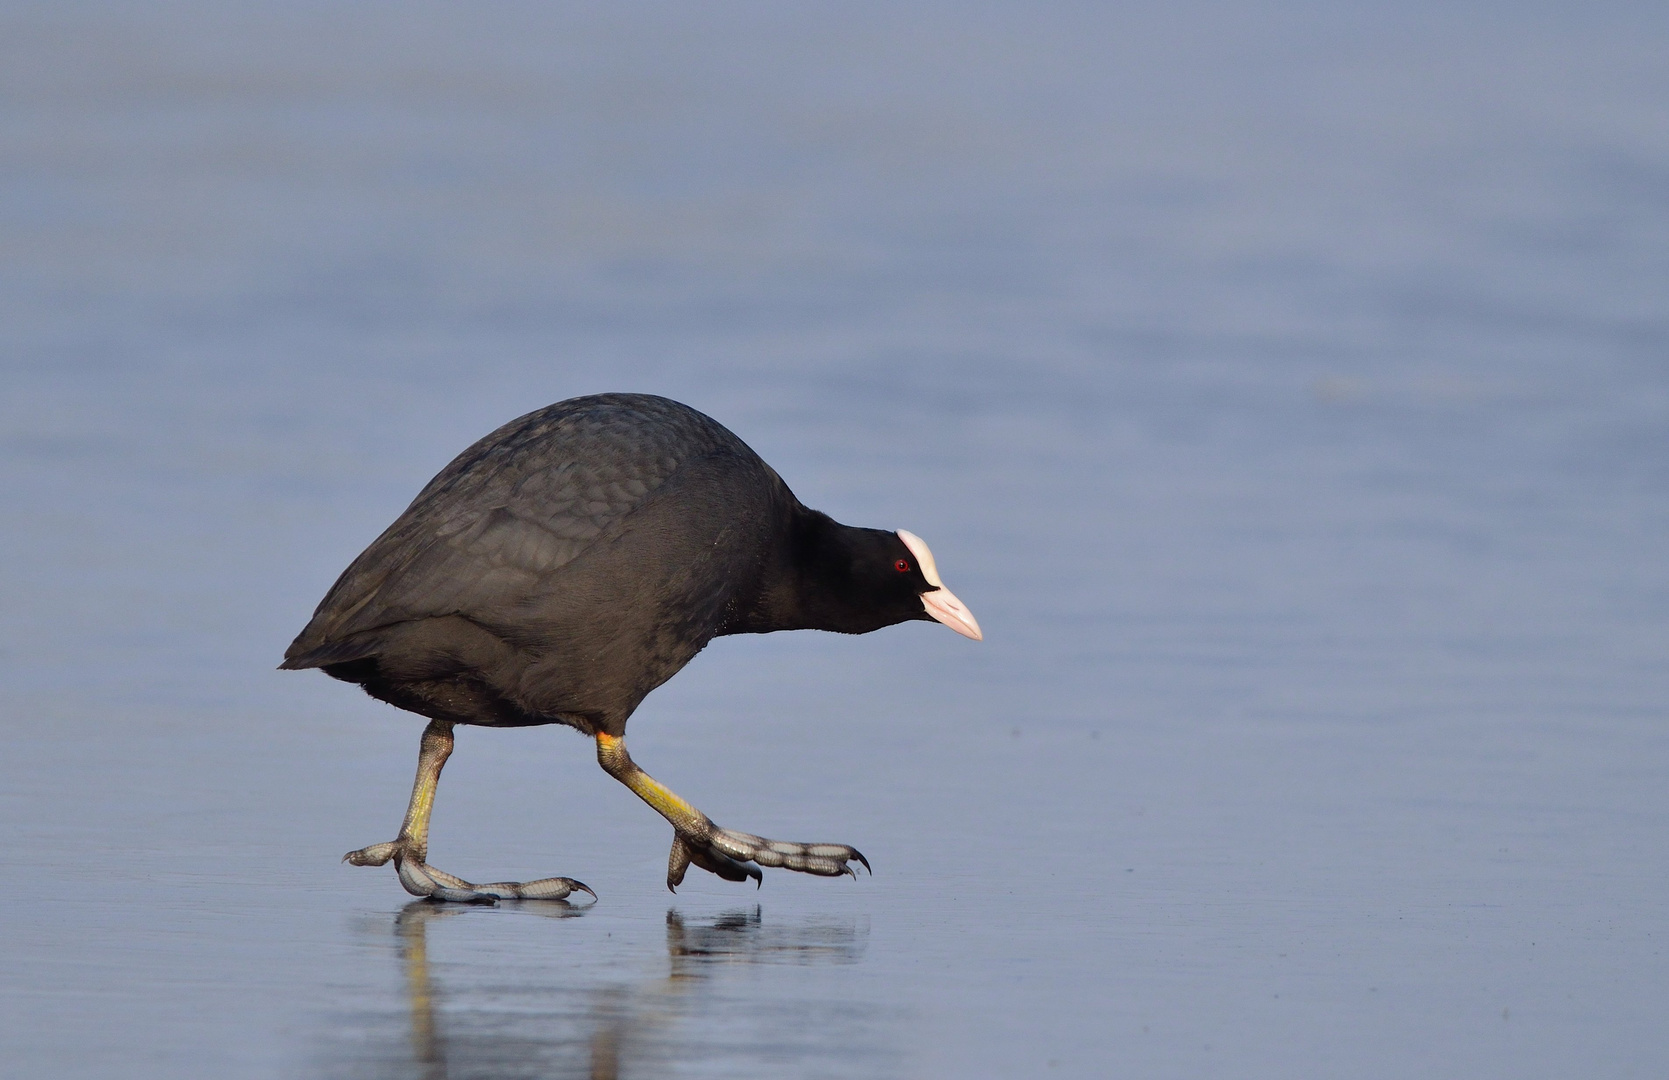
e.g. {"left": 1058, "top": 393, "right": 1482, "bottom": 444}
{"left": 3, "top": 3, "right": 1666, "bottom": 1077}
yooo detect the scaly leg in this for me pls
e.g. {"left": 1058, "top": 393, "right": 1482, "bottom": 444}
{"left": 345, "top": 720, "right": 594, "bottom": 904}
{"left": 595, "top": 733, "right": 868, "bottom": 891}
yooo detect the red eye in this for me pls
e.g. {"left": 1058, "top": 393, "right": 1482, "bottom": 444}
{"left": 895, "top": 559, "right": 911, "bottom": 573}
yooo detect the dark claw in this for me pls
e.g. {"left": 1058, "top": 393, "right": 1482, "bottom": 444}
{"left": 852, "top": 849, "right": 871, "bottom": 875}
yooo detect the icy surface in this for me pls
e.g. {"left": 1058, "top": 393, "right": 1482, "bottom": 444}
{"left": 2, "top": 3, "right": 1667, "bottom": 1077}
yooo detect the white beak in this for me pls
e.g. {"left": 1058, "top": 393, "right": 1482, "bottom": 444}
{"left": 921, "top": 585, "right": 983, "bottom": 640}
{"left": 897, "top": 529, "right": 983, "bottom": 641}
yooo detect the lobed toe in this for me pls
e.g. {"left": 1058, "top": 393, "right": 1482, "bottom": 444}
{"left": 474, "top": 877, "right": 595, "bottom": 901}
{"left": 344, "top": 840, "right": 402, "bottom": 866}
{"left": 706, "top": 828, "right": 867, "bottom": 878}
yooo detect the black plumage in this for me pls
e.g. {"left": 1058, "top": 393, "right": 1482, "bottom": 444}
{"left": 283, "top": 393, "right": 980, "bottom": 900}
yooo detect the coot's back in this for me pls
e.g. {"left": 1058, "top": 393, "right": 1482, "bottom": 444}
{"left": 281, "top": 393, "right": 792, "bottom": 733}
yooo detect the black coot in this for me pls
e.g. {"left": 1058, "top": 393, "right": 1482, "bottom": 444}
{"left": 282, "top": 393, "right": 980, "bottom": 902}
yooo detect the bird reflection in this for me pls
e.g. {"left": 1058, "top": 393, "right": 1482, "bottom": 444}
{"left": 344, "top": 901, "right": 869, "bottom": 1079}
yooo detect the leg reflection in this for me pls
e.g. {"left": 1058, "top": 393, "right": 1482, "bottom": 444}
{"left": 390, "top": 899, "right": 592, "bottom": 1080}
{"left": 370, "top": 902, "right": 870, "bottom": 1079}
{"left": 393, "top": 902, "right": 455, "bottom": 1079}
{"left": 664, "top": 906, "right": 867, "bottom": 974}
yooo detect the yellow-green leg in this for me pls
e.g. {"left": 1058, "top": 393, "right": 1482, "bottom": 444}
{"left": 595, "top": 733, "right": 868, "bottom": 891}
{"left": 345, "top": 720, "right": 594, "bottom": 904}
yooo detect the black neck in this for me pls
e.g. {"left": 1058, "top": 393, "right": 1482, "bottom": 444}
{"left": 724, "top": 505, "right": 908, "bottom": 636}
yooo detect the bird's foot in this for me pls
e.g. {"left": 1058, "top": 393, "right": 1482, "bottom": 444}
{"left": 344, "top": 839, "right": 595, "bottom": 905}
{"left": 666, "top": 827, "right": 869, "bottom": 891}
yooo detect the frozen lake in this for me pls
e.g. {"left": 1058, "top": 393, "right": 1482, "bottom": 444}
{"left": 3, "top": 3, "right": 1667, "bottom": 1077}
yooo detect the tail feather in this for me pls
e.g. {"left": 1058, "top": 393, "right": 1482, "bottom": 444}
{"left": 279, "top": 634, "right": 381, "bottom": 671}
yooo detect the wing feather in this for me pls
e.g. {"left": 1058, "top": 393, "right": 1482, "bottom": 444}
{"left": 282, "top": 394, "right": 757, "bottom": 667}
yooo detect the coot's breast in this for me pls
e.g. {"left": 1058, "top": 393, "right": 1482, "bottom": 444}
{"left": 282, "top": 394, "right": 794, "bottom": 729}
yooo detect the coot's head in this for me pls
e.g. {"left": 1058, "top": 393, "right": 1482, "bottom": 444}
{"left": 816, "top": 526, "right": 981, "bottom": 640}
{"left": 747, "top": 511, "right": 983, "bottom": 639}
